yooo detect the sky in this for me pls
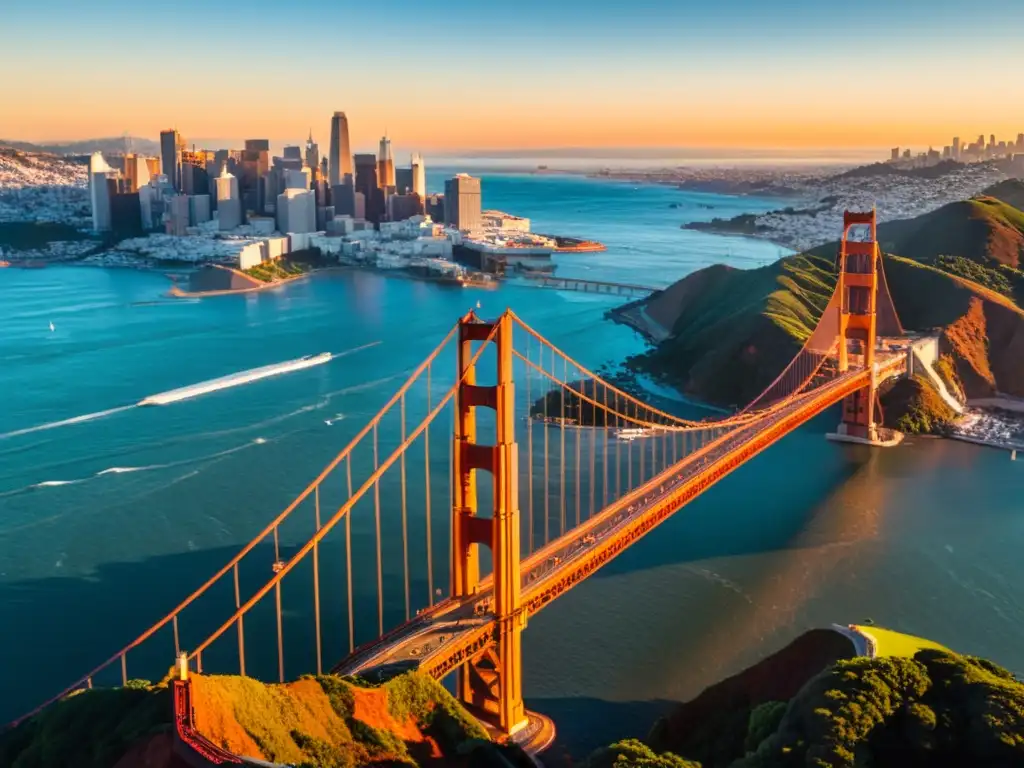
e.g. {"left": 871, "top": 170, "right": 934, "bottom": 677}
{"left": 2, "top": 0, "right": 1023, "bottom": 155}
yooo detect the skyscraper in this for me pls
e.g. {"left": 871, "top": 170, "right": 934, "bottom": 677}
{"left": 952, "top": 137, "right": 960, "bottom": 160}
{"left": 444, "top": 174, "right": 482, "bottom": 232}
{"left": 276, "top": 188, "right": 316, "bottom": 234}
{"left": 411, "top": 153, "right": 426, "bottom": 197}
{"left": 123, "top": 154, "right": 151, "bottom": 192}
{"left": 377, "top": 135, "right": 396, "bottom": 188}
{"left": 215, "top": 166, "right": 243, "bottom": 231}
{"left": 354, "top": 153, "right": 381, "bottom": 222}
{"left": 395, "top": 167, "right": 414, "bottom": 194}
{"left": 329, "top": 112, "right": 353, "bottom": 186}
{"left": 160, "top": 129, "right": 183, "bottom": 192}
{"left": 305, "top": 130, "right": 320, "bottom": 174}
{"left": 88, "top": 152, "right": 117, "bottom": 232}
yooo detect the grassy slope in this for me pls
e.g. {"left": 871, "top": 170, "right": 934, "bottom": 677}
{"left": 983, "top": 178, "right": 1024, "bottom": 210}
{"left": 631, "top": 253, "right": 835, "bottom": 407}
{"left": 631, "top": 196, "right": 1024, "bottom": 408}
{"left": 853, "top": 626, "right": 950, "bottom": 657}
{"left": 631, "top": 629, "right": 1024, "bottom": 768}
{"left": 880, "top": 375, "right": 958, "bottom": 434}
{"left": 873, "top": 196, "right": 1024, "bottom": 268}
{"left": 0, "top": 671, "right": 495, "bottom": 768}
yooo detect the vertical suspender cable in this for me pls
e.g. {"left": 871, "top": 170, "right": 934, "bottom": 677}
{"left": 526, "top": 335, "right": 534, "bottom": 555}
{"left": 560, "top": 353, "right": 566, "bottom": 536}
{"left": 346, "top": 456, "right": 354, "bottom": 653}
{"left": 400, "top": 394, "right": 410, "bottom": 621}
{"left": 424, "top": 363, "right": 433, "bottom": 606}
{"left": 575, "top": 380, "right": 582, "bottom": 528}
{"left": 588, "top": 378, "right": 596, "bottom": 521}
{"left": 373, "top": 423, "right": 383, "bottom": 636}
{"left": 615, "top": 392, "right": 621, "bottom": 501}
{"left": 313, "top": 486, "right": 322, "bottom": 675}
{"left": 602, "top": 382, "right": 609, "bottom": 508}
{"left": 626, "top": 399, "right": 633, "bottom": 491}
{"left": 234, "top": 563, "right": 245, "bottom": 676}
{"left": 274, "top": 579, "right": 284, "bottom": 683}
{"left": 638, "top": 401, "right": 644, "bottom": 485}
{"left": 543, "top": 344, "right": 550, "bottom": 545}
{"left": 273, "top": 523, "right": 283, "bottom": 681}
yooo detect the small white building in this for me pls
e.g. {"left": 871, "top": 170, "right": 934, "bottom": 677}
{"left": 238, "top": 242, "right": 264, "bottom": 270}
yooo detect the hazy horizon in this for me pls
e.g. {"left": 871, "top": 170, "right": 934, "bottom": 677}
{"left": 3, "top": 0, "right": 1023, "bottom": 153}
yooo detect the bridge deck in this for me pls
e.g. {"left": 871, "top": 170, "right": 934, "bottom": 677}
{"left": 518, "top": 273, "right": 658, "bottom": 296}
{"left": 335, "top": 354, "right": 905, "bottom": 680}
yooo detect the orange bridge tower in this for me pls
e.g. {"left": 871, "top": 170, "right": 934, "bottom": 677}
{"left": 834, "top": 209, "right": 901, "bottom": 441}
{"left": 451, "top": 310, "right": 528, "bottom": 735}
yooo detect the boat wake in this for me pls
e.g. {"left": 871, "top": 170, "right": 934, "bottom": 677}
{"left": 138, "top": 351, "right": 336, "bottom": 406}
{"left": 0, "top": 438, "right": 269, "bottom": 499}
{"left": 0, "top": 406, "right": 134, "bottom": 441}
{"left": 331, "top": 340, "right": 381, "bottom": 358}
{"left": 34, "top": 479, "right": 84, "bottom": 488}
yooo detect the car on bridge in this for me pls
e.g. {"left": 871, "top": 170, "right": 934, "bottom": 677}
{"left": 362, "top": 659, "right": 421, "bottom": 683}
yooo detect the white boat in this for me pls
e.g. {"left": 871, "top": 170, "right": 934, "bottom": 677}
{"left": 615, "top": 427, "right": 652, "bottom": 441}
{"left": 138, "top": 352, "right": 332, "bottom": 406}
{"left": 49, "top": 321, "right": 55, "bottom": 332}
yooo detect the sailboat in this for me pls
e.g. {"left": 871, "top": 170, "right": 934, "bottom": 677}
{"left": 476, "top": 300, "right": 481, "bottom": 309}
{"left": 49, "top": 321, "right": 55, "bottom": 332}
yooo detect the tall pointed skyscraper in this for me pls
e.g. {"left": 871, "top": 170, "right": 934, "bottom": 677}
{"left": 329, "top": 112, "right": 352, "bottom": 186}
{"left": 305, "top": 130, "right": 320, "bottom": 176}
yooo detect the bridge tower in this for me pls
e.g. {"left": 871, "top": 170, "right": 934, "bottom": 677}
{"left": 451, "top": 310, "right": 527, "bottom": 735}
{"left": 836, "top": 210, "right": 882, "bottom": 441}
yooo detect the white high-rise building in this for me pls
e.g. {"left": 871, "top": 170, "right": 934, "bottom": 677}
{"left": 88, "top": 152, "right": 117, "bottom": 232}
{"left": 411, "top": 153, "right": 426, "bottom": 198}
{"left": 276, "top": 188, "right": 316, "bottom": 234}
{"left": 215, "top": 166, "right": 243, "bottom": 231}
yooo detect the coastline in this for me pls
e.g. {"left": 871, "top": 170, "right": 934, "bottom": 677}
{"left": 168, "top": 268, "right": 311, "bottom": 298}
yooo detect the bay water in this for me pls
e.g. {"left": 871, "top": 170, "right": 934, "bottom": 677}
{"left": 1, "top": 173, "right": 1022, "bottom": 754}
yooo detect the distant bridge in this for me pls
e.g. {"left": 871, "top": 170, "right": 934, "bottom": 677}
{"left": 519, "top": 272, "right": 659, "bottom": 298}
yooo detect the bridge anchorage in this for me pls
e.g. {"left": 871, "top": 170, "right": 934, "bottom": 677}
{"left": 12, "top": 210, "right": 922, "bottom": 760}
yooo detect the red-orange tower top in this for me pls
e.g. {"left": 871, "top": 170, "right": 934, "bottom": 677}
{"left": 843, "top": 210, "right": 876, "bottom": 227}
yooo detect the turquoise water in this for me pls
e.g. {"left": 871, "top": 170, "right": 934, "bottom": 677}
{"left": 2, "top": 174, "right": 1023, "bottom": 756}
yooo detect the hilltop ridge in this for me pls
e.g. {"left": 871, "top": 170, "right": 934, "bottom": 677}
{"left": 0, "top": 137, "right": 160, "bottom": 157}
{"left": 618, "top": 190, "right": 1024, "bottom": 412}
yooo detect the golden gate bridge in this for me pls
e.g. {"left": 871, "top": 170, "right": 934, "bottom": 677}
{"left": 9, "top": 212, "right": 914, "bottom": 753}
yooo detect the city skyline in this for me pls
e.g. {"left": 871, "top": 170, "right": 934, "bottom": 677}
{"left": 4, "top": 0, "right": 1024, "bottom": 151}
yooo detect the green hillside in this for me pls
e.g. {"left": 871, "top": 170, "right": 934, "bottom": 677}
{"left": 983, "top": 178, "right": 1024, "bottom": 210}
{"left": 598, "top": 629, "right": 1024, "bottom": 768}
{"left": 870, "top": 196, "right": 1024, "bottom": 269}
{"left": 628, "top": 254, "right": 835, "bottom": 407}
{"left": 624, "top": 194, "right": 1024, "bottom": 410}
{"left": 0, "top": 671, "right": 524, "bottom": 768}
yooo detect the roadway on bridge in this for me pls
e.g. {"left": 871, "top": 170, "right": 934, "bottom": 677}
{"left": 335, "top": 354, "right": 906, "bottom": 680}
